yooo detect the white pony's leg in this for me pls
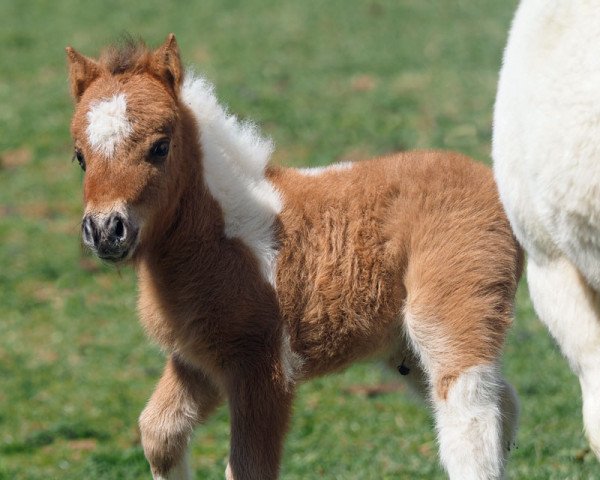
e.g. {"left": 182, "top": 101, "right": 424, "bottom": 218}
{"left": 581, "top": 370, "right": 600, "bottom": 457}
{"left": 528, "top": 256, "right": 600, "bottom": 455}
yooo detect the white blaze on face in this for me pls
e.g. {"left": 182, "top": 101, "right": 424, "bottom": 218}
{"left": 86, "top": 93, "right": 132, "bottom": 157}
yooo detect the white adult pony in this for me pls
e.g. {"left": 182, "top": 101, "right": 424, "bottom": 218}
{"left": 493, "top": 0, "right": 600, "bottom": 458}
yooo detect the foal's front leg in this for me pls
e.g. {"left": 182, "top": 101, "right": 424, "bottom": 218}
{"left": 139, "top": 355, "right": 223, "bottom": 480}
{"left": 225, "top": 369, "right": 295, "bottom": 480}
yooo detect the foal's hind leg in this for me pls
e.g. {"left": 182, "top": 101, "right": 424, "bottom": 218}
{"left": 404, "top": 309, "right": 518, "bottom": 479}
{"left": 392, "top": 347, "right": 519, "bottom": 469}
{"left": 403, "top": 259, "right": 518, "bottom": 480}
{"left": 139, "top": 355, "right": 223, "bottom": 480}
{"left": 528, "top": 256, "right": 600, "bottom": 456}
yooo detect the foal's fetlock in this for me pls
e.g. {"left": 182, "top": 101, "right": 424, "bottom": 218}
{"left": 141, "top": 436, "right": 184, "bottom": 476}
{"left": 139, "top": 411, "right": 190, "bottom": 477}
{"left": 141, "top": 433, "right": 188, "bottom": 478}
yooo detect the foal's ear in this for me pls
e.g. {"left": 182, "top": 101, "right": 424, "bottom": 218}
{"left": 151, "top": 33, "right": 183, "bottom": 96}
{"left": 66, "top": 47, "right": 101, "bottom": 102}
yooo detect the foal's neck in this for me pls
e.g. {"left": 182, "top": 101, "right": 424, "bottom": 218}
{"left": 137, "top": 136, "right": 271, "bottom": 309}
{"left": 135, "top": 76, "right": 283, "bottom": 343}
{"left": 140, "top": 153, "right": 227, "bottom": 284}
{"left": 135, "top": 140, "right": 282, "bottom": 365}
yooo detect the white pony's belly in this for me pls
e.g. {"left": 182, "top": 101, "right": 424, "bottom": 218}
{"left": 493, "top": 0, "right": 600, "bottom": 288}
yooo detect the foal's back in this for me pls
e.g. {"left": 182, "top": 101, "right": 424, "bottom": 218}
{"left": 270, "top": 151, "right": 520, "bottom": 379}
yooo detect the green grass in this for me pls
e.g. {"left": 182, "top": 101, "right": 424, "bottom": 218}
{"left": 0, "top": 0, "right": 597, "bottom": 478}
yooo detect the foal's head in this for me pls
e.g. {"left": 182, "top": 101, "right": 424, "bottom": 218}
{"left": 67, "top": 35, "right": 190, "bottom": 262}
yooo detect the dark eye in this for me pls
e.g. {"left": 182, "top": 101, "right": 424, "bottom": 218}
{"left": 74, "top": 149, "right": 86, "bottom": 171}
{"left": 149, "top": 139, "right": 170, "bottom": 161}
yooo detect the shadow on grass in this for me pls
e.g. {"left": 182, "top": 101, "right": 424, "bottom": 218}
{"left": 80, "top": 446, "right": 149, "bottom": 479}
{"left": 1, "top": 421, "right": 109, "bottom": 454}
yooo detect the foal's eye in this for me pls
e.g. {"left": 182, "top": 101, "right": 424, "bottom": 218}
{"left": 74, "top": 149, "right": 86, "bottom": 171}
{"left": 149, "top": 139, "right": 170, "bottom": 161}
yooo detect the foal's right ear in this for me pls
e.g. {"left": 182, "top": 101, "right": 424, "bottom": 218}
{"left": 66, "top": 47, "right": 101, "bottom": 102}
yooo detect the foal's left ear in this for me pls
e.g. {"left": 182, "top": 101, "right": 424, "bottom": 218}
{"left": 151, "top": 33, "right": 183, "bottom": 96}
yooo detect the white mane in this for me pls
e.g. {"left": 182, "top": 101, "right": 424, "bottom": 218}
{"left": 181, "top": 72, "right": 282, "bottom": 286}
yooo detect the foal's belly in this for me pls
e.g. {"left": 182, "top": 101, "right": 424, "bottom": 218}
{"left": 286, "top": 303, "right": 404, "bottom": 379}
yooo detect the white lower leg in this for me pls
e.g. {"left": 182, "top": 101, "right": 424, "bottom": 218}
{"left": 528, "top": 257, "right": 600, "bottom": 456}
{"left": 434, "top": 364, "right": 505, "bottom": 480}
{"left": 154, "top": 452, "right": 191, "bottom": 480}
{"left": 580, "top": 363, "right": 600, "bottom": 456}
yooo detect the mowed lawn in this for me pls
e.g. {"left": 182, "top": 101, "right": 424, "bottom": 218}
{"left": 0, "top": 0, "right": 597, "bottom": 478}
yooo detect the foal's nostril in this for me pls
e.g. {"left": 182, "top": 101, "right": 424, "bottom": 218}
{"left": 106, "top": 213, "right": 127, "bottom": 243}
{"left": 82, "top": 216, "right": 98, "bottom": 247}
{"left": 114, "top": 217, "right": 125, "bottom": 240}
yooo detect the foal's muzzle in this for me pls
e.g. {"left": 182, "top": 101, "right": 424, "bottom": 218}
{"left": 82, "top": 211, "right": 138, "bottom": 262}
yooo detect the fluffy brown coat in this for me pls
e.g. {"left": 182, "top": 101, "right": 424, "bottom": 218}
{"left": 66, "top": 35, "right": 522, "bottom": 480}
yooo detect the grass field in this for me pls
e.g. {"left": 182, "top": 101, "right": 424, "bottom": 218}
{"left": 1, "top": 0, "right": 598, "bottom": 478}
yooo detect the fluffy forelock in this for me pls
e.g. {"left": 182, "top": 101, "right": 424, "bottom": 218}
{"left": 99, "top": 35, "right": 152, "bottom": 75}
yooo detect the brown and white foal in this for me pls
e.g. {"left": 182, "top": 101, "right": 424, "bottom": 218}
{"left": 67, "top": 35, "right": 522, "bottom": 480}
